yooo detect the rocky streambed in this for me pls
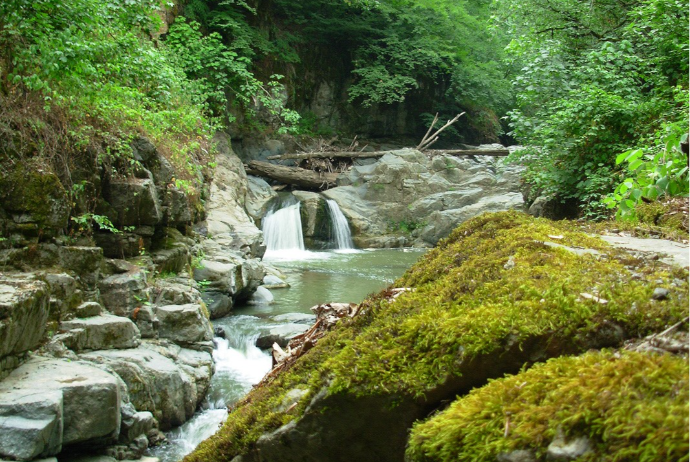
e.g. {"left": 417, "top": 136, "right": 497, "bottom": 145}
{"left": 0, "top": 138, "right": 535, "bottom": 461}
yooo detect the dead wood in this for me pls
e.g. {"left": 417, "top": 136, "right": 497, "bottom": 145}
{"left": 247, "top": 160, "right": 339, "bottom": 190}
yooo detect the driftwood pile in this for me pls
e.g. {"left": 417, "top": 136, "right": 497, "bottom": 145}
{"left": 245, "top": 113, "right": 510, "bottom": 191}
{"left": 253, "top": 288, "right": 415, "bottom": 389}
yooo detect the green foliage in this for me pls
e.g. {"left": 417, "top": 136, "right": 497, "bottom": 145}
{"left": 603, "top": 103, "right": 689, "bottom": 219}
{"left": 164, "top": 16, "right": 299, "bottom": 133}
{"left": 70, "top": 213, "right": 119, "bottom": 234}
{"left": 407, "top": 349, "right": 689, "bottom": 462}
{"left": 388, "top": 218, "right": 427, "bottom": 235}
{"left": 0, "top": 0, "right": 216, "bottom": 190}
{"left": 499, "top": 0, "right": 689, "bottom": 216}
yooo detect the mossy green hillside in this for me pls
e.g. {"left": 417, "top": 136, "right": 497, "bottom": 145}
{"left": 187, "top": 211, "right": 688, "bottom": 462}
{"left": 407, "top": 349, "right": 689, "bottom": 462}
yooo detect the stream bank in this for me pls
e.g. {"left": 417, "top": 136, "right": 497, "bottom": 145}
{"left": 187, "top": 211, "right": 689, "bottom": 462}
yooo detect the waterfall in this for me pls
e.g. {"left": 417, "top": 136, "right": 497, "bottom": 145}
{"left": 326, "top": 199, "right": 354, "bottom": 250}
{"left": 262, "top": 201, "right": 305, "bottom": 252}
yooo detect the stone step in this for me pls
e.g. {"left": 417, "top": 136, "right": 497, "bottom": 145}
{"left": 59, "top": 314, "right": 141, "bottom": 352}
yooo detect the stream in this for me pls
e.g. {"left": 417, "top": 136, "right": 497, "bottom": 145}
{"left": 148, "top": 248, "right": 425, "bottom": 461}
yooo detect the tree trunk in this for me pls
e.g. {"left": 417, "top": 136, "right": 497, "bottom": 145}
{"left": 247, "top": 160, "right": 339, "bottom": 190}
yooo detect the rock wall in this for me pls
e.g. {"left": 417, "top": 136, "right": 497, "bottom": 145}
{"left": 0, "top": 133, "right": 271, "bottom": 461}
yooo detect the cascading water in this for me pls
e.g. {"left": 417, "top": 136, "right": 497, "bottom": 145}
{"left": 326, "top": 199, "right": 354, "bottom": 250}
{"left": 262, "top": 200, "right": 305, "bottom": 255}
{"left": 148, "top": 316, "right": 272, "bottom": 462}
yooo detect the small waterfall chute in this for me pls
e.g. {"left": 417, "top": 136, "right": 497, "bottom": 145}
{"left": 262, "top": 198, "right": 305, "bottom": 256}
{"left": 326, "top": 199, "right": 355, "bottom": 250}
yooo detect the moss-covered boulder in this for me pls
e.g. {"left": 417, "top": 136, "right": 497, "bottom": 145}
{"left": 187, "top": 211, "right": 688, "bottom": 462}
{"left": 0, "top": 162, "right": 70, "bottom": 237}
{"left": 407, "top": 350, "right": 689, "bottom": 462}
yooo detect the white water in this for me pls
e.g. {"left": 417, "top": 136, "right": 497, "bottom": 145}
{"left": 262, "top": 202, "right": 305, "bottom": 256}
{"left": 148, "top": 317, "right": 272, "bottom": 461}
{"left": 326, "top": 199, "right": 355, "bottom": 250}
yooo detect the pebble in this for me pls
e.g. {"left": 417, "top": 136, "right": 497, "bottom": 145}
{"left": 652, "top": 288, "right": 670, "bottom": 301}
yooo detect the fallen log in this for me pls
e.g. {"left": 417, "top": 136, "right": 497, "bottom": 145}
{"left": 266, "top": 151, "right": 397, "bottom": 161}
{"left": 247, "top": 160, "right": 339, "bottom": 189}
{"left": 265, "top": 148, "right": 509, "bottom": 162}
{"left": 429, "top": 149, "right": 509, "bottom": 157}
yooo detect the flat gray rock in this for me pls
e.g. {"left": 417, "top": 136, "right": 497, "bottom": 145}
{"left": 600, "top": 235, "right": 689, "bottom": 268}
{"left": 60, "top": 314, "right": 141, "bottom": 351}
{"left": 0, "top": 357, "right": 121, "bottom": 452}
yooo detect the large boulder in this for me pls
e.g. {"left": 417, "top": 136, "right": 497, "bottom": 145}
{"left": 80, "top": 343, "right": 211, "bottom": 430}
{"left": 0, "top": 163, "right": 70, "bottom": 239}
{"left": 105, "top": 174, "right": 161, "bottom": 228}
{"left": 204, "top": 132, "right": 264, "bottom": 258}
{"left": 246, "top": 176, "right": 278, "bottom": 222}
{"left": 0, "top": 275, "right": 49, "bottom": 377}
{"left": 293, "top": 191, "right": 330, "bottom": 246}
{"left": 324, "top": 149, "right": 525, "bottom": 247}
{"left": 0, "top": 389, "right": 63, "bottom": 460}
{"left": 156, "top": 304, "right": 213, "bottom": 347}
{"left": 0, "top": 357, "right": 122, "bottom": 458}
{"left": 98, "top": 270, "right": 149, "bottom": 318}
{"left": 58, "top": 246, "right": 103, "bottom": 290}
{"left": 187, "top": 212, "right": 689, "bottom": 462}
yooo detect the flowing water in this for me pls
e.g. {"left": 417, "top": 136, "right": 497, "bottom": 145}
{"left": 262, "top": 201, "right": 305, "bottom": 255}
{"left": 149, "top": 201, "right": 425, "bottom": 461}
{"left": 326, "top": 199, "right": 354, "bottom": 250}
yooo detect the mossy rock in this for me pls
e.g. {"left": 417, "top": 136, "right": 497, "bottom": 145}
{"left": 0, "top": 161, "right": 69, "bottom": 230}
{"left": 636, "top": 199, "right": 689, "bottom": 234}
{"left": 187, "top": 211, "right": 688, "bottom": 462}
{"left": 407, "top": 349, "right": 689, "bottom": 462}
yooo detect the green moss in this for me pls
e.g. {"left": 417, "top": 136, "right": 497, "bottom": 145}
{"left": 407, "top": 349, "right": 689, "bottom": 462}
{"left": 187, "top": 211, "right": 689, "bottom": 462}
{"left": 0, "top": 161, "right": 69, "bottom": 229}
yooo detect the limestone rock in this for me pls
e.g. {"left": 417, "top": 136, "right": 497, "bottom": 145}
{"left": 107, "top": 174, "right": 161, "bottom": 228}
{"left": 0, "top": 357, "right": 121, "bottom": 448}
{"left": 546, "top": 433, "right": 592, "bottom": 461}
{"left": 205, "top": 133, "right": 264, "bottom": 258}
{"left": 75, "top": 301, "right": 103, "bottom": 318}
{"left": 293, "top": 191, "right": 329, "bottom": 244}
{"left": 156, "top": 304, "right": 213, "bottom": 346}
{"left": 119, "top": 402, "right": 156, "bottom": 445}
{"left": 58, "top": 246, "right": 103, "bottom": 289}
{"left": 323, "top": 150, "right": 525, "bottom": 247}
{"left": 0, "top": 389, "right": 63, "bottom": 460}
{"left": 256, "top": 323, "right": 309, "bottom": 349}
{"left": 247, "top": 286, "right": 274, "bottom": 305}
{"left": 246, "top": 176, "right": 278, "bottom": 221}
{"left": 80, "top": 345, "right": 198, "bottom": 430}
{"left": 60, "top": 314, "right": 141, "bottom": 351}
{"left": 200, "top": 291, "right": 233, "bottom": 319}
{"left": 99, "top": 270, "right": 149, "bottom": 318}
{"left": 0, "top": 275, "right": 49, "bottom": 365}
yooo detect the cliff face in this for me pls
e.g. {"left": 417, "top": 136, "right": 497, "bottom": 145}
{"left": 186, "top": 211, "right": 689, "bottom": 462}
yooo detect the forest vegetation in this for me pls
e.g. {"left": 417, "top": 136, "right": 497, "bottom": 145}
{"left": 1, "top": 0, "right": 687, "bottom": 230}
